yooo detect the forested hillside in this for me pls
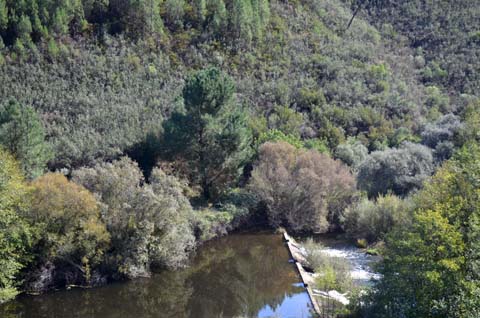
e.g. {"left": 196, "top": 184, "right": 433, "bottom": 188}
{"left": 3, "top": 0, "right": 477, "bottom": 170}
{"left": 0, "top": 0, "right": 479, "bottom": 317}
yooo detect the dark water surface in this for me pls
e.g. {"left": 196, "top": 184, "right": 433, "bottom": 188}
{"left": 1, "top": 232, "right": 314, "bottom": 318}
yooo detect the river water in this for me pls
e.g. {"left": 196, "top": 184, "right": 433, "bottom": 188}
{"left": 0, "top": 232, "right": 314, "bottom": 318}
{"left": 311, "top": 235, "right": 381, "bottom": 288}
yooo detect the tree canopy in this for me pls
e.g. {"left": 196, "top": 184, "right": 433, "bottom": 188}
{"left": 358, "top": 142, "right": 434, "bottom": 197}
{"left": 249, "top": 142, "right": 356, "bottom": 233}
{"left": 0, "top": 100, "right": 52, "bottom": 179}
{"left": 0, "top": 0, "right": 478, "bottom": 309}
{"left": 27, "top": 173, "right": 110, "bottom": 289}
{"left": 362, "top": 143, "right": 480, "bottom": 318}
{"left": 73, "top": 157, "right": 196, "bottom": 278}
{"left": 0, "top": 149, "right": 34, "bottom": 303}
{"left": 162, "top": 67, "right": 252, "bottom": 201}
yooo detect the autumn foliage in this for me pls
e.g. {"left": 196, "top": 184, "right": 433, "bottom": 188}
{"left": 28, "top": 173, "right": 110, "bottom": 289}
{"left": 249, "top": 142, "right": 356, "bottom": 233}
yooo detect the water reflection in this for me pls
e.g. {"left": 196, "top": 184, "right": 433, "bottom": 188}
{"left": 1, "top": 232, "right": 313, "bottom": 318}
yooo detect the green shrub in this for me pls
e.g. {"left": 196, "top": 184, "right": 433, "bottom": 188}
{"left": 193, "top": 209, "right": 234, "bottom": 242}
{"left": 303, "top": 239, "right": 353, "bottom": 293}
{"left": 257, "top": 129, "right": 304, "bottom": 149}
{"left": 343, "top": 194, "right": 413, "bottom": 242}
{"left": 73, "top": 158, "right": 196, "bottom": 277}
{"left": 357, "top": 143, "right": 434, "bottom": 197}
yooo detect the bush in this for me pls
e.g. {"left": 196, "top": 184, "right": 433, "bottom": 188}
{"left": 267, "top": 105, "right": 303, "bottom": 137}
{"left": 303, "top": 239, "right": 353, "bottom": 293}
{"left": 361, "top": 143, "right": 480, "bottom": 318}
{"left": 257, "top": 129, "right": 304, "bottom": 149}
{"left": 357, "top": 142, "right": 434, "bottom": 197}
{"left": 343, "top": 194, "right": 413, "bottom": 243}
{"left": 249, "top": 142, "right": 356, "bottom": 233}
{"left": 193, "top": 209, "right": 234, "bottom": 242}
{"left": 192, "top": 188, "right": 254, "bottom": 242}
{"left": 27, "top": 173, "right": 110, "bottom": 290}
{"left": 356, "top": 238, "right": 368, "bottom": 248}
{"left": 303, "top": 238, "right": 356, "bottom": 316}
{"left": 334, "top": 138, "right": 368, "bottom": 170}
{"left": 421, "top": 114, "right": 464, "bottom": 162}
{"left": 73, "top": 157, "right": 196, "bottom": 278}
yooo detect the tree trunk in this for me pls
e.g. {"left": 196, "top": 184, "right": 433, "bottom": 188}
{"left": 346, "top": 4, "right": 362, "bottom": 30}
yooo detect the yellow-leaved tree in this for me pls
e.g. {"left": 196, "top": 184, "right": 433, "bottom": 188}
{"left": 28, "top": 173, "right": 110, "bottom": 290}
{"left": 0, "top": 149, "right": 34, "bottom": 303}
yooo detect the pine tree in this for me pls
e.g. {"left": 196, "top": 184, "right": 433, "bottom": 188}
{"left": 142, "top": 0, "right": 163, "bottom": 36}
{"left": 251, "top": 0, "right": 270, "bottom": 40}
{"left": 251, "top": 0, "right": 262, "bottom": 40}
{"left": 258, "top": 0, "right": 270, "bottom": 23}
{"left": 52, "top": 7, "right": 69, "bottom": 35}
{"left": 230, "top": 0, "right": 254, "bottom": 48}
{"left": 0, "top": 100, "right": 53, "bottom": 179}
{"left": 29, "top": 0, "right": 48, "bottom": 41}
{"left": 17, "top": 14, "right": 32, "bottom": 41}
{"left": 162, "top": 68, "right": 253, "bottom": 201}
{"left": 207, "top": 0, "right": 227, "bottom": 36}
{"left": 164, "top": 0, "right": 184, "bottom": 30}
{"left": 258, "top": 0, "right": 269, "bottom": 36}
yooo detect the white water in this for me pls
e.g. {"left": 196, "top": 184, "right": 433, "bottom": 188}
{"left": 319, "top": 246, "right": 381, "bottom": 285}
{"left": 305, "top": 241, "right": 381, "bottom": 305}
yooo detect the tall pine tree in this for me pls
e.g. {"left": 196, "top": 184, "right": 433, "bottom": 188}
{"left": 162, "top": 68, "right": 252, "bottom": 201}
{"left": 0, "top": 100, "right": 52, "bottom": 179}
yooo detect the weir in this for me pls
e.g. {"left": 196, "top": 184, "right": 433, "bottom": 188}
{"left": 283, "top": 232, "right": 322, "bottom": 317}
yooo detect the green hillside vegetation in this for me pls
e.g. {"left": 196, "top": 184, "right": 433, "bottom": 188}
{"left": 1, "top": 0, "right": 454, "bottom": 170}
{"left": 0, "top": 0, "right": 479, "bottom": 315}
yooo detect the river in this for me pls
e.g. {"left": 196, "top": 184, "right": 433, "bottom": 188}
{"left": 310, "top": 235, "right": 381, "bottom": 288}
{"left": 0, "top": 232, "right": 315, "bottom": 318}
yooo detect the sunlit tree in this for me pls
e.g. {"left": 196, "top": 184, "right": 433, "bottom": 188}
{"left": 362, "top": 143, "right": 480, "bottom": 318}
{"left": 0, "top": 149, "right": 34, "bottom": 303}
{"left": 29, "top": 173, "right": 110, "bottom": 286}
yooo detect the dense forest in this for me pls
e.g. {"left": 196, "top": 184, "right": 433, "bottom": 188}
{"left": 0, "top": 0, "right": 479, "bottom": 317}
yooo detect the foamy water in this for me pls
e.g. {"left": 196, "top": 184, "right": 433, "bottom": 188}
{"left": 307, "top": 241, "right": 381, "bottom": 305}
{"left": 319, "top": 246, "right": 382, "bottom": 284}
